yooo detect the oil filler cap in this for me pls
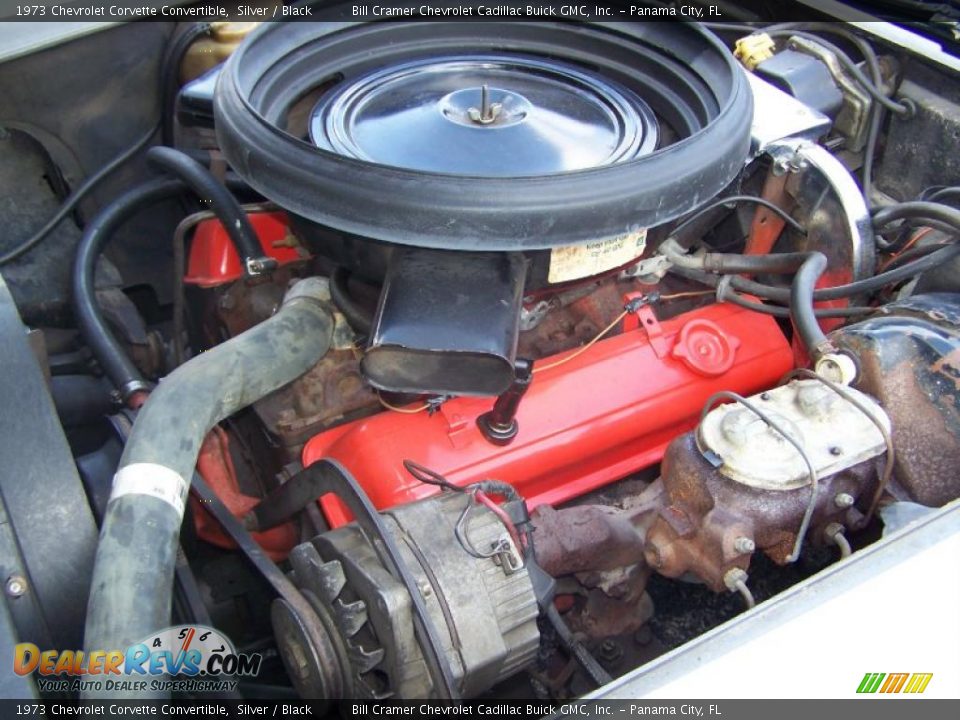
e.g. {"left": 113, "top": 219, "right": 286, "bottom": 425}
{"left": 672, "top": 319, "right": 740, "bottom": 377}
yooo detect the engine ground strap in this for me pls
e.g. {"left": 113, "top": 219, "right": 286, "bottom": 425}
{"left": 279, "top": 460, "right": 458, "bottom": 700}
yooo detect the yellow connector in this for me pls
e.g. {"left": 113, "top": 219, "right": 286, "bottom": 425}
{"left": 734, "top": 33, "right": 776, "bottom": 71}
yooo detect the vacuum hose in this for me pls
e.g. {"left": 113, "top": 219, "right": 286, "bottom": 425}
{"left": 145, "top": 147, "right": 274, "bottom": 274}
{"left": 73, "top": 179, "right": 183, "bottom": 399}
{"left": 73, "top": 175, "right": 254, "bottom": 401}
{"left": 661, "top": 241, "right": 833, "bottom": 358}
{"left": 82, "top": 278, "right": 334, "bottom": 700}
{"left": 330, "top": 267, "right": 373, "bottom": 335}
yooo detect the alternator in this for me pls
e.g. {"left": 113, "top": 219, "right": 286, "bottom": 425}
{"left": 272, "top": 491, "right": 540, "bottom": 699}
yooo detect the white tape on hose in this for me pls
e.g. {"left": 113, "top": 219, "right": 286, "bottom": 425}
{"left": 111, "top": 463, "right": 189, "bottom": 519}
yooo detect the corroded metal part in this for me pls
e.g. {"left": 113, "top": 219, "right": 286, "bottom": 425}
{"left": 567, "top": 566, "right": 654, "bottom": 640}
{"left": 531, "top": 504, "right": 648, "bottom": 577}
{"left": 836, "top": 294, "right": 960, "bottom": 507}
{"left": 213, "top": 269, "right": 379, "bottom": 457}
{"left": 645, "top": 434, "right": 880, "bottom": 591}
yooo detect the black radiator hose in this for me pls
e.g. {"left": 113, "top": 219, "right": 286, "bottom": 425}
{"left": 82, "top": 279, "right": 334, "bottom": 700}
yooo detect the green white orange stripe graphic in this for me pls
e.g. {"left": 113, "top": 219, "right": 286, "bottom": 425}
{"left": 857, "top": 672, "right": 933, "bottom": 694}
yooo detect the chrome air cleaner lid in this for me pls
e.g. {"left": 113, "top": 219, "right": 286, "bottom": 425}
{"left": 309, "top": 56, "right": 659, "bottom": 177}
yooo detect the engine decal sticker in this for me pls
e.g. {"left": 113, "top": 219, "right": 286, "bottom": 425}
{"left": 548, "top": 228, "right": 647, "bottom": 283}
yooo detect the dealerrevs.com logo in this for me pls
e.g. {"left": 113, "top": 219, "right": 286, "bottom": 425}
{"left": 857, "top": 672, "right": 934, "bottom": 694}
{"left": 13, "top": 625, "right": 262, "bottom": 694}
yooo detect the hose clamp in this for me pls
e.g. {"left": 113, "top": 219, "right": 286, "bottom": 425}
{"left": 245, "top": 256, "right": 279, "bottom": 276}
{"left": 715, "top": 274, "right": 734, "bottom": 303}
{"left": 120, "top": 379, "right": 153, "bottom": 402}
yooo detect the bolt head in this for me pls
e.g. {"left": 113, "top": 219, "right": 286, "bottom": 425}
{"left": 824, "top": 521, "right": 845, "bottom": 539}
{"left": 772, "top": 157, "right": 791, "bottom": 176}
{"left": 834, "top": 492, "right": 855, "bottom": 509}
{"left": 633, "top": 626, "right": 653, "bottom": 646}
{"left": 5, "top": 575, "right": 26, "bottom": 597}
{"left": 733, "top": 537, "right": 755, "bottom": 554}
{"left": 829, "top": 446, "right": 843, "bottom": 456}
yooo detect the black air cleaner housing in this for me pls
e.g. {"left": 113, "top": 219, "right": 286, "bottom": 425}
{"left": 215, "top": 19, "right": 751, "bottom": 251}
{"left": 362, "top": 249, "right": 527, "bottom": 396}
{"left": 213, "top": 16, "right": 753, "bottom": 395}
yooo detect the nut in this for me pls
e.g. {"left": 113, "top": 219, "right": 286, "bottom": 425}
{"left": 824, "top": 522, "right": 845, "bottom": 540}
{"left": 598, "top": 639, "right": 623, "bottom": 663}
{"left": 834, "top": 492, "right": 855, "bottom": 509}
{"left": 815, "top": 352, "right": 858, "bottom": 385}
{"left": 723, "top": 567, "right": 749, "bottom": 591}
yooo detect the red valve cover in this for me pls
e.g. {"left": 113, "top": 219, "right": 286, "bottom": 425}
{"left": 303, "top": 301, "right": 794, "bottom": 528}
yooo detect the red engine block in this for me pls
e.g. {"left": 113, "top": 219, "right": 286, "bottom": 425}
{"left": 304, "top": 300, "right": 793, "bottom": 529}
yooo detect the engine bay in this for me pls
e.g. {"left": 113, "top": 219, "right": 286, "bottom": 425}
{"left": 1, "top": 3, "right": 959, "bottom": 705}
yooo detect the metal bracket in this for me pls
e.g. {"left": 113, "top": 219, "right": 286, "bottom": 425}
{"left": 620, "top": 254, "right": 672, "bottom": 283}
{"left": 520, "top": 300, "right": 553, "bottom": 331}
{"left": 441, "top": 405, "right": 473, "bottom": 450}
{"left": 623, "top": 293, "right": 669, "bottom": 358}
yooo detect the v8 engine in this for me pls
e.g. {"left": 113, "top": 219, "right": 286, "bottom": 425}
{"left": 1, "top": 4, "right": 959, "bottom": 705}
